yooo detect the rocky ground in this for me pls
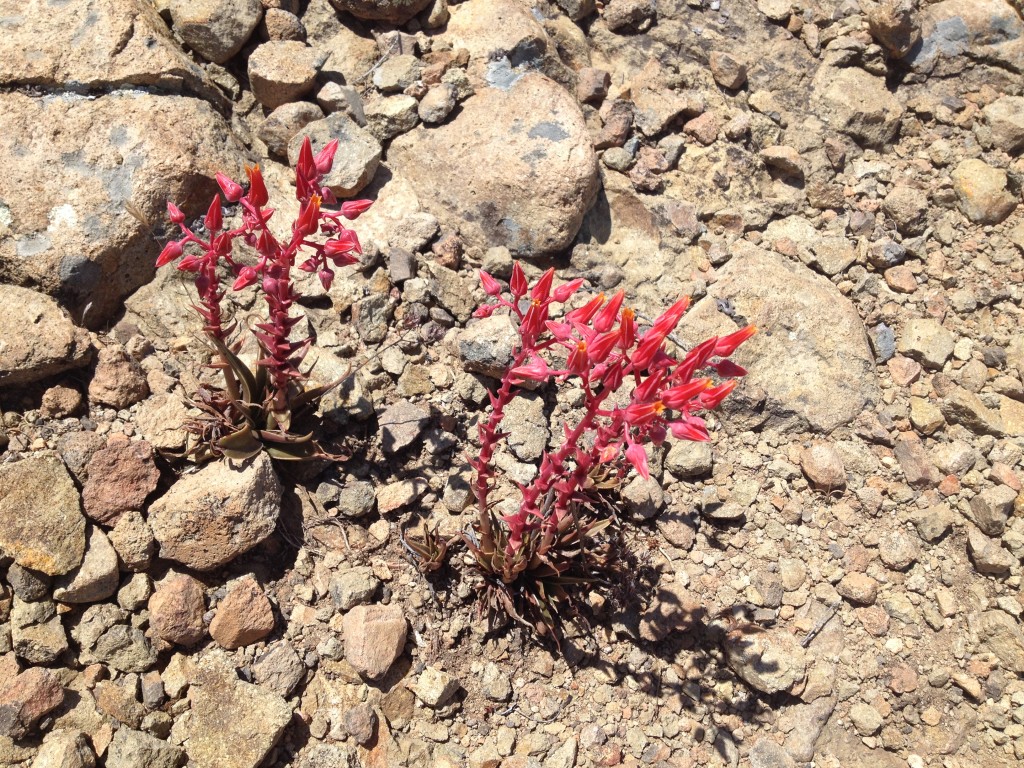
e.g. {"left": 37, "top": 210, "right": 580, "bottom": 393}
{"left": 1, "top": 0, "right": 1024, "bottom": 766}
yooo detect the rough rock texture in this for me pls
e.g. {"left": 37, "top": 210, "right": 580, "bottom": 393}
{"left": 52, "top": 526, "right": 119, "bottom": 604}
{"left": 342, "top": 604, "right": 407, "bottom": 680}
{"left": 247, "top": 41, "right": 321, "bottom": 110}
{"left": 0, "top": 286, "right": 92, "bottom": 387}
{"left": 82, "top": 436, "right": 161, "bottom": 527}
{"left": 683, "top": 246, "right": 879, "bottom": 433}
{"left": 0, "top": 667, "right": 64, "bottom": 739}
{"left": 0, "top": 454, "right": 86, "bottom": 576}
{"left": 149, "top": 574, "right": 207, "bottom": 647}
{"left": 186, "top": 659, "right": 293, "bottom": 768}
{"left": 148, "top": 454, "right": 282, "bottom": 571}
{"left": 0, "top": 0, "right": 217, "bottom": 99}
{"left": 169, "top": 0, "right": 263, "bottom": 64}
{"left": 812, "top": 66, "right": 904, "bottom": 147}
{"left": 209, "top": 576, "right": 275, "bottom": 649}
{"left": 286, "top": 113, "right": 381, "bottom": 196}
{"left": 87, "top": 345, "right": 150, "bottom": 410}
{"left": 0, "top": 92, "right": 245, "bottom": 327}
{"left": 388, "top": 72, "right": 599, "bottom": 258}
{"left": 29, "top": 730, "right": 96, "bottom": 768}
{"left": 724, "top": 627, "right": 807, "bottom": 694}
{"left": 328, "top": 0, "right": 432, "bottom": 24}
{"left": 106, "top": 727, "right": 184, "bottom": 768}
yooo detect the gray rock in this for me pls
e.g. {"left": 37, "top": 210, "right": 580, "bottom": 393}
{"left": 881, "top": 185, "right": 929, "bottom": 235}
{"left": 968, "top": 526, "right": 1015, "bottom": 575}
{"left": 248, "top": 41, "right": 320, "bottom": 110}
{"left": 481, "top": 662, "right": 512, "bottom": 702}
{"left": 372, "top": 55, "right": 422, "bottom": 93}
{"left": 0, "top": 286, "right": 92, "bottom": 387}
{"left": 53, "top": 526, "right": 119, "bottom": 604}
{"left": 0, "top": 454, "right": 85, "bottom": 577}
{"left": 912, "top": 504, "right": 954, "bottom": 542}
{"left": 503, "top": 394, "right": 549, "bottom": 462}
{"left": 253, "top": 643, "right": 306, "bottom": 697}
{"left": 337, "top": 481, "right": 376, "bottom": 518}
{"left": 379, "top": 399, "right": 431, "bottom": 453}
{"left": 849, "top": 702, "right": 883, "bottom": 736}
{"left": 812, "top": 66, "right": 904, "bottom": 147}
{"left": 969, "top": 485, "right": 1018, "bottom": 537}
{"left": 89, "top": 624, "right": 157, "bottom": 673}
{"left": 897, "top": 318, "right": 954, "bottom": 370}
{"left": 328, "top": 0, "right": 432, "bottom": 23}
{"left": 29, "top": 729, "right": 96, "bottom": 768}
{"left": 316, "top": 83, "right": 366, "bottom": 123}
{"left": 169, "top": 0, "right": 262, "bottom": 64}
{"left": 106, "top": 727, "right": 184, "bottom": 768}
{"left": 908, "top": 0, "right": 1024, "bottom": 76}
{"left": 411, "top": 666, "right": 460, "bottom": 707}
{"left": 388, "top": 72, "right": 599, "bottom": 258}
{"left": 940, "top": 386, "right": 1003, "bottom": 436}
{"left": 258, "top": 102, "right": 325, "bottom": 157}
{"left": 6, "top": 565, "right": 50, "bottom": 602}
{"left": 749, "top": 738, "right": 796, "bottom": 768}
{"left": 364, "top": 94, "right": 420, "bottom": 143}
{"left": 148, "top": 453, "right": 281, "bottom": 571}
{"left": 11, "top": 598, "right": 68, "bottom": 664}
{"left": 977, "top": 610, "right": 1024, "bottom": 673}
{"left": 681, "top": 245, "right": 878, "bottom": 433}
{"left": 458, "top": 316, "right": 518, "bottom": 379}
{"left": 665, "top": 440, "right": 713, "bottom": 478}
{"left": 330, "top": 567, "right": 381, "bottom": 611}
{"left": 878, "top": 531, "right": 919, "bottom": 571}
{"left": 982, "top": 96, "right": 1024, "bottom": 153}
{"left": 186, "top": 659, "right": 293, "bottom": 768}
{"left": 724, "top": 627, "right": 807, "bottom": 694}
{"left": 418, "top": 84, "right": 457, "bottom": 124}
{"left": 344, "top": 703, "right": 377, "bottom": 745}
{"left": 286, "top": 112, "right": 381, "bottom": 196}
{"left": 621, "top": 475, "right": 664, "bottom": 520}
{"left": 0, "top": 92, "right": 245, "bottom": 327}
{"left": 110, "top": 511, "right": 157, "bottom": 572}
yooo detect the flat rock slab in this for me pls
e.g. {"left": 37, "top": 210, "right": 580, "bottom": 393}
{"left": 0, "top": 454, "right": 86, "bottom": 576}
{"left": 682, "top": 244, "right": 879, "bottom": 433}
{"left": 186, "top": 658, "right": 292, "bottom": 768}
{"left": 0, "top": 286, "right": 92, "bottom": 387}
{"left": 148, "top": 453, "right": 281, "bottom": 571}
{"left": 388, "top": 72, "right": 599, "bottom": 257}
{"left": 0, "top": 0, "right": 218, "bottom": 101}
{"left": 0, "top": 91, "right": 245, "bottom": 327}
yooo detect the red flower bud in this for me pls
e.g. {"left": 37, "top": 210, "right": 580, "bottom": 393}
{"left": 232, "top": 266, "right": 258, "bottom": 290}
{"left": 713, "top": 325, "right": 757, "bottom": 357}
{"left": 553, "top": 278, "right": 584, "bottom": 303}
{"left": 479, "top": 270, "right": 502, "bottom": 296}
{"left": 155, "top": 239, "right": 183, "bottom": 267}
{"left": 510, "top": 262, "right": 528, "bottom": 298}
{"left": 167, "top": 202, "right": 185, "bottom": 225}
{"left": 530, "top": 268, "right": 555, "bottom": 302}
{"left": 204, "top": 196, "right": 222, "bottom": 233}
{"left": 593, "top": 291, "right": 624, "bottom": 333}
{"left": 341, "top": 199, "right": 374, "bottom": 220}
{"left": 314, "top": 139, "right": 340, "bottom": 175}
{"left": 216, "top": 172, "right": 243, "bottom": 202}
{"left": 319, "top": 268, "right": 335, "bottom": 291}
{"left": 245, "top": 164, "right": 269, "bottom": 208}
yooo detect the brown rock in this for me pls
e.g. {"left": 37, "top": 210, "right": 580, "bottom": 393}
{"left": 149, "top": 573, "right": 207, "bottom": 647}
{"left": 247, "top": 41, "right": 320, "bottom": 110}
{"left": 88, "top": 344, "right": 149, "bottom": 409}
{"left": 40, "top": 385, "right": 86, "bottom": 418}
{"left": 837, "top": 572, "right": 879, "bottom": 605}
{"left": 0, "top": 667, "right": 64, "bottom": 739}
{"left": 577, "top": 67, "right": 610, "bottom": 104}
{"left": 866, "top": 0, "right": 920, "bottom": 58}
{"left": 638, "top": 580, "right": 703, "bottom": 642}
{"left": 708, "top": 51, "right": 747, "bottom": 89}
{"left": 343, "top": 604, "right": 407, "bottom": 679}
{"left": 893, "top": 434, "right": 941, "bottom": 488}
{"left": 800, "top": 442, "right": 846, "bottom": 491}
{"left": 170, "top": 0, "right": 263, "bottom": 64}
{"left": 82, "top": 435, "right": 160, "bottom": 526}
{"left": 328, "top": 0, "right": 432, "bottom": 23}
{"left": 209, "top": 576, "right": 275, "bottom": 649}
{"left": 0, "top": 453, "right": 86, "bottom": 577}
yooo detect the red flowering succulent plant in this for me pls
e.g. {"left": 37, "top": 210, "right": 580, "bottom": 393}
{"left": 155, "top": 137, "right": 372, "bottom": 460}
{"left": 409, "top": 263, "right": 755, "bottom": 640}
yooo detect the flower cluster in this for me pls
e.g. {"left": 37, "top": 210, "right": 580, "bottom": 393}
{"left": 471, "top": 263, "right": 756, "bottom": 554}
{"left": 155, "top": 137, "right": 371, "bottom": 449}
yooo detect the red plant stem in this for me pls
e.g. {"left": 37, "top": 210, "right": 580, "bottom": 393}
{"left": 474, "top": 346, "right": 531, "bottom": 542}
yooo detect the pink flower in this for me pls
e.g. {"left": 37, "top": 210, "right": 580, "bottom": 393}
{"left": 509, "top": 355, "right": 552, "bottom": 384}
{"left": 216, "top": 172, "right": 243, "bottom": 202}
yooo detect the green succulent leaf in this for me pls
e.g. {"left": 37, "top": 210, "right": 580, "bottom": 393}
{"left": 216, "top": 425, "right": 263, "bottom": 460}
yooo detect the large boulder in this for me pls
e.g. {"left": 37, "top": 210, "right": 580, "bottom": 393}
{"left": 0, "top": 92, "right": 246, "bottom": 328}
{"left": 387, "top": 72, "right": 599, "bottom": 258}
{"left": 907, "top": 0, "right": 1024, "bottom": 76}
{"left": 680, "top": 243, "right": 879, "bottom": 433}
{"left": 0, "top": 0, "right": 218, "bottom": 101}
{"left": 0, "top": 286, "right": 92, "bottom": 387}
{"left": 148, "top": 454, "right": 282, "bottom": 571}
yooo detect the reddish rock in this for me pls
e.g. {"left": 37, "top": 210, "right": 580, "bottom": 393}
{"left": 82, "top": 435, "right": 160, "bottom": 526}
{"left": 343, "top": 604, "right": 407, "bottom": 680}
{"left": 0, "top": 667, "right": 65, "bottom": 739}
{"left": 209, "top": 576, "right": 275, "bottom": 649}
{"left": 149, "top": 573, "right": 207, "bottom": 647}
{"left": 88, "top": 344, "right": 149, "bottom": 410}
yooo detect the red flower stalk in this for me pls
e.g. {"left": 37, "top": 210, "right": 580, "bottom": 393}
{"left": 470, "top": 264, "right": 756, "bottom": 554}
{"left": 156, "top": 136, "right": 373, "bottom": 427}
